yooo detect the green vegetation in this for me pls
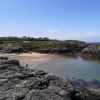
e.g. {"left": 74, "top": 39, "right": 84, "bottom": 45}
{"left": 0, "top": 40, "right": 22, "bottom": 50}
{"left": 0, "top": 37, "right": 86, "bottom": 52}
{"left": 21, "top": 40, "right": 61, "bottom": 50}
{"left": 0, "top": 37, "right": 53, "bottom": 50}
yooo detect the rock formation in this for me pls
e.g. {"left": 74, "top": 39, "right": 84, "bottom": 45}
{"left": 81, "top": 45, "right": 100, "bottom": 59}
{"left": 0, "top": 58, "right": 100, "bottom": 100}
{"left": 2, "top": 46, "right": 24, "bottom": 53}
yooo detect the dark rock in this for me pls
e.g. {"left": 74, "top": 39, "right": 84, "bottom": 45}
{"left": 82, "top": 45, "right": 100, "bottom": 54}
{"left": 81, "top": 45, "right": 100, "bottom": 59}
{"left": 0, "top": 59, "right": 100, "bottom": 100}
{"left": 0, "top": 56, "right": 8, "bottom": 60}
{"left": 2, "top": 46, "right": 24, "bottom": 53}
{"left": 33, "top": 70, "right": 47, "bottom": 76}
{"left": 2, "top": 60, "right": 20, "bottom": 66}
{"left": 33, "top": 40, "right": 86, "bottom": 54}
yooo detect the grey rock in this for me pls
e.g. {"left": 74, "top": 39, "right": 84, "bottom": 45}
{"left": 0, "top": 59, "right": 100, "bottom": 100}
{"left": 2, "top": 46, "right": 24, "bottom": 53}
{"left": 81, "top": 45, "right": 100, "bottom": 59}
{"left": 82, "top": 45, "right": 100, "bottom": 54}
{"left": 0, "top": 56, "right": 8, "bottom": 60}
{"left": 2, "top": 60, "right": 20, "bottom": 66}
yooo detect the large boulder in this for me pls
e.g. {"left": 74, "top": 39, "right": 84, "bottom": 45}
{"left": 81, "top": 45, "right": 100, "bottom": 59}
{"left": 82, "top": 45, "right": 100, "bottom": 53}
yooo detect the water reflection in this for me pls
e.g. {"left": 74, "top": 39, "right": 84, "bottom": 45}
{"left": 72, "top": 78, "right": 100, "bottom": 88}
{"left": 30, "top": 53, "right": 100, "bottom": 88}
{"left": 58, "top": 53, "right": 79, "bottom": 59}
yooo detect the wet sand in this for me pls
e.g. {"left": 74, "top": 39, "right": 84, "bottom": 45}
{"left": 0, "top": 52, "right": 58, "bottom": 68}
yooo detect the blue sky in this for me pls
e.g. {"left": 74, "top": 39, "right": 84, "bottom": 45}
{"left": 0, "top": 0, "right": 100, "bottom": 42}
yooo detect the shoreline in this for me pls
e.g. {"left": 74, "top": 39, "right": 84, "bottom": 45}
{"left": 0, "top": 52, "right": 59, "bottom": 68}
{"left": 0, "top": 58, "right": 100, "bottom": 99}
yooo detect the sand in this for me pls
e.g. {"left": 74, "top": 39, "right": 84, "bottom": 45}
{"left": 0, "top": 52, "right": 58, "bottom": 68}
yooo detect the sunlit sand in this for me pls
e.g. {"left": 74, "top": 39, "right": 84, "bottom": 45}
{"left": 0, "top": 52, "right": 58, "bottom": 68}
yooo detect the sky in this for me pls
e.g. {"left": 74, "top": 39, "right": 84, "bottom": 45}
{"left": 0, "top": 0, "right": 100, "bottom": 42}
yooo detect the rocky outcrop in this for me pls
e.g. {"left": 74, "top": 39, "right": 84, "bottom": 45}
{"left": 0, "top": 58, "right": 100, "bottom": 100}
{"left": 81, "top": 45, "right": 100, "bottom": 59}
{"left": 34, "top": 40, "right": 86, "bottom": 54}
{"left": 0, "top": 40, "right": 86, "bottom": 54}
{"left": 2, "top": 46, "right": 24, "bottom": 53}
{"left": 0, "top": 56, "right": 8, "bottom": 60}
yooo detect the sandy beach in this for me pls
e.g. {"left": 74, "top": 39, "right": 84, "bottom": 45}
{"left": 0, "top": 52, "right": 58, "bottom": 68}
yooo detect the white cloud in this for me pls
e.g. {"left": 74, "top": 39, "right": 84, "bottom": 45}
{"left": 44, "top": 29, "right": 100, "bottom": 42}
{"left": 66, "top": 32, "right": 98, "bottom": 39}
{"left": 46, "top": 29, "right": 60, "bottom": 33}
{"left": 86, "top": 32, "right": 98, "bottom": 37}
{"left": 0, "top": 29, "right": 100, "bottom": 42}
{"left": 0, "top": 33, "right": 10, "bottom": 37}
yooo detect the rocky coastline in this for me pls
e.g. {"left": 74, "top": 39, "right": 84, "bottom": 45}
{"left": 1, "top": 44, "right": 100, "bottom": 61}
{"left": 1, "top": 40, "right": 86, "bottom": 53}
{"left": 81, "top": 45, "right": 100, "bottom": 59}
{"left": 0, "top": 57, "right": 100, "bottom": 100}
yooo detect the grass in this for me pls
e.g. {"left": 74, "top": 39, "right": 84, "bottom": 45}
{"left": 0, "top": 39, "right": 86, "bottom": 51}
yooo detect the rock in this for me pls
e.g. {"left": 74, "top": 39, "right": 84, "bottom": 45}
{"left": 2, "top": 60, "right": 20, "bottom": 66}
{"left": 33, "top": 70, "right": 47, "bottom": 76}
{"left": 81, "top": 45, "right": 100, "bottom": 59}
{"left": 0, "top": 56, "right": 8, "bottom": 60}
{"left": 59, "top": 90, "right": 67, "bottom": 96}
{"left": 2, "top": 46, "right": 24, "bottom": 53}
{"left": 33, "top": 40, "right": 86, "bottom": 54}
{"left": 82, "top": 45, "right": 100, "bottom": 54}
{"left": 0, "top": 59, "right": 100, "bottom": 100}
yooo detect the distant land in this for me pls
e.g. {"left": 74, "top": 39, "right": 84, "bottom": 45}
{"left": 87, "top": 42, "right": 100, "bottom": 45}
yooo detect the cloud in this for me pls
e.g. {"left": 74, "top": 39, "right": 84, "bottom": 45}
{"left": 67, "top": 32, "right": 98, "bottom": 38}
{"left": 85, "top": 32, "right": 98, "bottom": 37}
{"left": 61, "top": 32, "right": 100, "bottom": 42}
{"left": 45, "top": 29, "right": 100, "bottom": 42}
{"left": 0, "top": 29, "right": 100, "bottom": 42}
{"left": 46, "top": 29, "right": 60, "bottom": 33}
{"left": 0, "top": 33, "right": 10, "bottom": 37}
